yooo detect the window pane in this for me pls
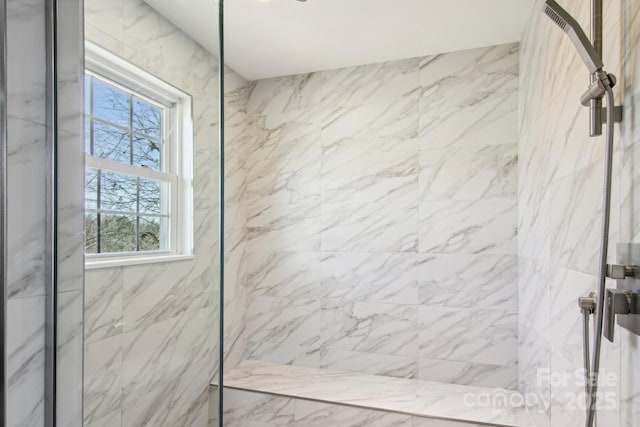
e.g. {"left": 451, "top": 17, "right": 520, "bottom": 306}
{"left": 92, "top": 78, "right": 131, "bottom": 127}
{"left": 133, "top": 98, "right": 162, "bottom": 139}
{"left": 84, "top": 118, "right": 91, "bottom": 154}
{"left": 100, "top": 214, "right": 137, "bottom": 253}
{"left": 138, "top": 178, "right": 161, "bottom": 214}
{"left": 139, "top": 216, "right": 161, "bottom": 251}
{"left": 85, "top": 74, "right": 91, "bottom": 108}
{"left": 85, "top": 168, "right": 98, "bottom": 210}
{"left": 132, "top": 136, "right": 161, "bottom": 170}
{"left": 85, "top": 213, "right": 98, "bottom": 254}
{"left": 100, "top": 171, "right": 137, "bottom": 213}
{"left": 93, "top": 122, "right": 131, "bottom": 165}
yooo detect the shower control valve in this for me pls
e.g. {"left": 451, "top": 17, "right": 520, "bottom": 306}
{"left": 604, "top": 288, "right": 640, "bottom": 341}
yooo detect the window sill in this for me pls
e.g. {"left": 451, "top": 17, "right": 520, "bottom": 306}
{"left": 85, "top": 253, "right": 194, "bottom": 270}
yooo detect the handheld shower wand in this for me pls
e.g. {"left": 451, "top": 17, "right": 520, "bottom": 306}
{"left": 543, "top": 0, "right": 603, "bottom": 74}
{"left": 543, "top": 0, "right": 616, "bottom": 106}
{"left": 542, "top": 1, "right": 621, "bottom": 426}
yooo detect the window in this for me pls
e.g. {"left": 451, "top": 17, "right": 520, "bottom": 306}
{"left": 84, "top": 43, "right": 193, "bottom": 268}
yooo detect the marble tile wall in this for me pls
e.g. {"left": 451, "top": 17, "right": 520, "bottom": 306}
{"left": 222, "top": 389, "right": 485, "bottom": 427}
{"left": 243, "top": 44, "right": 520, "bottom": 389}
{"left": 6, "top": 0, "right": 84, "bottom": 424}
{"left": 5, "top": 0, "right": 49, "bottom": 422}
{"left": 83, "top": 0, "right": 250, "bottom": 425}
{"left": 519, "top": 0, "right": 640, "bottom": 425}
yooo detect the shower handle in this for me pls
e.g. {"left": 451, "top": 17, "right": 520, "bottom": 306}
{"left": 603, "top": 288, "right": 635, "bottom": 341}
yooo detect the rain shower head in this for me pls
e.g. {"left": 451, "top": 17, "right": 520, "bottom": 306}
{"left": 543, "top": 0, "right": 603, "bottom": 74}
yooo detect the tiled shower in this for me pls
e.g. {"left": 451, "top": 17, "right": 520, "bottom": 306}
{"left": 3, "top": 0, "right": 640, "bottom": 426}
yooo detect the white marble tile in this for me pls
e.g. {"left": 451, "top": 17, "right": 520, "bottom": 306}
{"left": 122, "top": 0, "right": 211, "bottom": 95}
{"left": 223, "top": 360, "right": 537, "bottom": 426}
{"left": 121, "top": 309, "right": 215, "bottom": 427}
{"left": 517, "top": 258, "right": 550, "bottom": 401}
{"left": 419, "top": 306, "right": 517, "bottom": 367}
{"left": 418, "top": 44, "right": 519, "bottom": 149}
{"left": 294, "top": 399, "right": 414, "bottom": 426}
{"left": 322, "top": 139, "right": 419, "bottom": 204}
{"left": 419, "top": 144, "right": 517, "bottom": 201}
{"left": 85, "top": 268, "right": 124, "bottom": 343}
{"left": 548, "top": 160, "right": 619, "bottom": 276}
{"left": 411, "top": 418, "right": 484, "bottom": 427}
{"left": 85, "top": 23, "right": 126, "bottom": 56}
{"left": 321, "top": 300, "right": 419, "bottom": 358}
{"left": 321, "top": 252, "right": 419, "bottom": 305}
{"left": 85, "top": 410, "right": 122, "bottom": 427}
{"left": 620, "top": 329, "right": 640, "bottom": 427}
{"left": 84, "top": 335, "right": 122, "bottom": 425}
{"left": 419, "top": 254, "right": 517, "bottom": 310}
{"left": 246, "top": 341, "right": 321, "bottom": 369}
{"left": 418, "top": 199, "right": 517, "bottom": 255}
{"left": 247, "top": 251, "right": 322, "bottom": 300}
{"left": 320, "top": 348, "right": 418, "bottom": 379}
{"left": 247, "top": 203, "right": 320, "bottom": 253}
{"left": 319, "top": 59, "right": 420, "bottom": 144}
{"left": 318, "top": 58, "right": 420, "bottom": 109}
{"left": 57, "top": 290, "right": 84, "bottom": 427}
{"left": 122, "top": 259, "right": 211, "bottom": 331}
{"left": 246, "top": 121, "right": 321, "bottom": 207}
{"left": 246, "top": 296, "right": 322, "bottom": 352}
{"left": 7, "top": 296, "right": 45, "bottom": 427}
{"left": 7, "top": 118, "right": 47, "bottom": 298}
{"left": 418, "top": 357, "right": 518, "bottom": 390}
{"left": 223, "top": 389, "right": 295, "bottom": 427}
{"left": 247, "top": 73, "right": 325, "bottom": 121}
{"left": 84, "top": 0, "right": 124, "bottom": 43}
{"left": 7, "top": 0, "right": 47, "bottom": 124}
{"left": 321, "top": 202, "right": 418, "bottom": 253}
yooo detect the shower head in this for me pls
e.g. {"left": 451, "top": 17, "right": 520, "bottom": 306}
{"left": 542, "top": 0, "right": 603, "bottom": 74}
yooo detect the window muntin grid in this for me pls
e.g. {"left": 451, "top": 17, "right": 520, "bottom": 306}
{"left": 84, "top": 72, "right": 173, "bottom": 255}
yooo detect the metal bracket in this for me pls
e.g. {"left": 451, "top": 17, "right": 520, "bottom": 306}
{"left": 599, "top": 106, "right": 624, "bottom": 124}
{"left": 606, "top": 263, "right": 636, "bottom": 279}
{"left": 578, "top": 292, "right": 597, "bottom": 314}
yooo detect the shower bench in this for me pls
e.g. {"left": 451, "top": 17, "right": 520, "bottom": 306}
{"left": 212, "top": 360, "right": 544, "bottom": 426}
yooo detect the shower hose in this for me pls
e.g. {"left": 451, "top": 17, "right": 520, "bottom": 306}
{"left": 583, "top": 83, "right": 616, "bottom": 427}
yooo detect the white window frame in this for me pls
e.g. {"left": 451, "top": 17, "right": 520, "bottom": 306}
{"left": 84, "top": 42, "right": 194, "bottom": 269}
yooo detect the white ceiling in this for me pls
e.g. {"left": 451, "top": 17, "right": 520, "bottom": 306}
{"left": 144, "top": 0, "right": 535, "bottom": 81}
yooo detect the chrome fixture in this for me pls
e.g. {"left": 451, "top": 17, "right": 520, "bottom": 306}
{"left": 45, "top": 0, "right": 60, "bottom": 425}
{"left": 217, "top": 0, "right": 225, "bottom": 426}
{"left": 542, "top": 1, "right": 624, "bottom": 426}
{"left": 0, "top": 0, "right": 6, "bottom": 422}
{"left": 543, "top": 0, "right": 622, "bottom": 135}
{"left": 606, "top": 244, "right": 640, "bottom": 340}
{"left": 543, "top": 0, "right": 603, "bottom": 73}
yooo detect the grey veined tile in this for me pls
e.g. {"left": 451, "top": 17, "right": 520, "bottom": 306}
{"left": 321, "top": 202, "right": 418, "bottom": 253}
{"left": 419, "top": 306, "right": 517, "bottom": 367}
{"left": 419, "top": 254, "right": 517, "bottom": 310}
{"left": 419, "top": 144, "right": 517, "bottom": 201}
{"left": 321, "top": 252, "right": 419, "bottom": 305}
{"left": 418, "top": 199, "right": 517, "bottom": 255}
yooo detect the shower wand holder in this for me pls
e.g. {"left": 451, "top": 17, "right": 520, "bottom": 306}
{"left": 579, "top": 71, "right": 623, "bottom": 126}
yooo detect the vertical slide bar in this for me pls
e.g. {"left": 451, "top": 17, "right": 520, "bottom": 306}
{"left": 217, "top": 0, "right": 225, "bottom": 426}
{"left": 0, "top": 0, "right": 7, "bottom": 423}
{"left": 44, "top": 0, "right": 58, "bottom": 425}
{"left": 589, "top": 0, "right": 603, "bottom": 136}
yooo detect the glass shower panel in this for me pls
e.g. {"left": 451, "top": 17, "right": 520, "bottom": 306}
{"left": 81, "top": 0, "right": 222, "bottom": 425}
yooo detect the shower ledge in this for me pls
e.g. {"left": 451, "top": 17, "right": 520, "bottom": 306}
{"left": 219, "top": 360, "right": 544, "bottom": 427}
